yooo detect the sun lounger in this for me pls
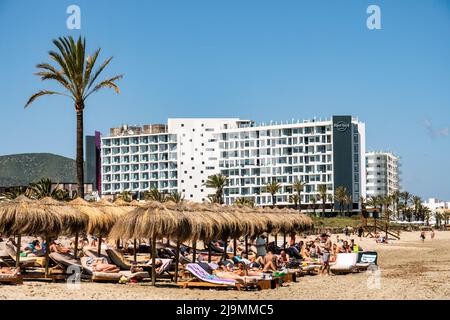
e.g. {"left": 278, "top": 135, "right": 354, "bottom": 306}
{"left": 82, "top": 247, "right": 112, "bottom": 263}
{"left": 0, "top": 272, "right": 22, "bottom": 285}
{"left": 105, "top": 248, "right": 132, "bottom": 270}
{"left": 80, "top": 257, "right": 149, "bottom": 282}
{"left": 49, "top": 252, "right": 84, "bottom": 272}
{"left": 178, "top": 263, "right": 240, "bottom": 290}
{"left": 5, "top": 242, "right": 39, "bottom": 267}
{"left": 330, "top": 253, "right": 358, "bottom": 274}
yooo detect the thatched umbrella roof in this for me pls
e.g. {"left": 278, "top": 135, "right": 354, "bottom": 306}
{"left": 108, "top": 199, "right": 313, "bottom": 242}
{"left": 39, "top": 197, "right": 89, "bottom": 236}
{"left": 68, "top": 198, "right": 115, "bottom": 236}
{"left": 0, "top": 195, "right": 62, "bottom": 237}
{"left": 109, "top": 201, "right": 192, "bottom": 242}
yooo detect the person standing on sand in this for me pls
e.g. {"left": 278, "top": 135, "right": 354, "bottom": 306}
{"left": 431, "top": 229, "right": 435, "bottom": 240}
{"left": 420, "top": 231, "right": 426, "bottom": 242}
{"left": 358, "top": 226, "right": 364, "bottom": 240}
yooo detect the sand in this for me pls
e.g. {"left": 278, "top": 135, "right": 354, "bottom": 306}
{"left": 1, "top": 231, "right": 449, "bottom": 300}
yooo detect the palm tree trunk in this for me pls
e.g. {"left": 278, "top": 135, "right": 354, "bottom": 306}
{"left": 76, "top": 108, "right": 85, "bottom": 198}
{"left": 322, "top": 201, "right": 325, "bottom": 218}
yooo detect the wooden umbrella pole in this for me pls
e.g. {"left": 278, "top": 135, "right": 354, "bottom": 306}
{"left": 245, "top": 236, "right": 248, "bottom": 254}
{"left": 192, "top": 240, "right": 197, "bottom": 263}
{"left": 233, "top": 238, "right": 237, "bottom": 256}
{"left": 175, "top": 239, "right": 180, "bottom": 283}
{"left": 133, "top": 239, "right": 137, "bottom": 262}
{"left": 275, "top": 234, "right": 278, "bottom": 249}
{"left": 15, "top": 235, "right": 21, "bottom": 268}
{"left": 166, "top": 237, "right": 170, "bottom": 245}
{"left": 151, "top": 235, "right": 157, "bottom": 286}
{"left": 97, "top": 235, "right": 102, "bottom": 256}
{"left": 222, "top": 237, "right": 227, "bottom": 260}
{"left": 116, "top": 239, "right": 120, "bottom": 249}
{"left": 283, "top": 234, "right": 286, "bottom": 249}
{"left": 208, "top": 241, "right": 212, "bottom": 263}
{"left": 44, "top": 236, "right": 50, "bottom": 277}
{"left": 74, "top": 232, "right": 79, "bottom": 259}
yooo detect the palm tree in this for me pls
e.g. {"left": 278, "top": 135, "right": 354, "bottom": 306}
{"left": 344, "top": 194, "right": 352, "bottom": 216}
{"left": 292, "top": 180, "right": 306, "bottom": 212}
{"left": 234, "top": 197, "right": 254, "bottom": 207}
{"left": 166, "top": 191, "right": 184, "bottom": 203}
{"left": 28, "top": 178, "right": 71, "bottom": 200}
{"left": 367, "top": 195, "right": 380, "bottom": 219}
{"left": 289, "top": 194, "right": 300, "bottom": 211}
{"left": 318, "top": 184, "right": 327, "bottom": 217}
{"left": 412, "top": 196, "right": 422, "bottom": 221}
{"left": 144, "top": 189, "right": 166, "bottom": 202}
{"left": 25, "top": 36, "right": 123, "bottom": 198}
{"left": 359, "top": 196, "right": 366, "bottom": 215}
{"left": 334, "top": 186, "right": 348, "bottom": 217}
{"left": 401, "top": 191, "right": 411, "bottom": 221}
{"left": 422, "top": 206, "right": 431, "bottom": 226}
{"left": 265, "top": 181, "right": 281, "bottom": 207}
{"left": 327, "top": 194, "right": 334, "bottom": 214}
{"left": 309, "top": 195, "right": 318, "bottom": 216}
{"left": 1, "top": 186, "right": 30, "bottom": 200}
{"left": 204, "top": 174, "right": 228, "bottom": 204}
{"left": 391, "top": 190, "right": 401, "bottom": 220}
{"left": 118, "top": 190, "right": 133, "bottom": 202}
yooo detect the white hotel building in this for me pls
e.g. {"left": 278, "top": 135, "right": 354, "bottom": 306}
{"left": 101, "top": 116, "right": 366, "bottom": 210}
{"left": 365, "top": 151, "right": 401, "bottom": 198}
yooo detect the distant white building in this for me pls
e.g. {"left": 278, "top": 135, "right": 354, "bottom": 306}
{"left": 366, "top": 151, "right": 400, "bottom": 198}
{"left": 422, "top": 198, "right": 450, "bottom": 212}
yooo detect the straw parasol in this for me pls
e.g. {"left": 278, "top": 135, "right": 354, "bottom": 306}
{"left": 0, "top": 195, "right": 63, "bottom": 274}
{"left": 39, "top": 197, "right": 89, "bottom": 236}
{"left": 109, "top": 200, "right": 191, "bottom": 285}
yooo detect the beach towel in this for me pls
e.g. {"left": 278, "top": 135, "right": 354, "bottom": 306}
{"left": 185, "top": 263, "right": 236, "bottom": 286}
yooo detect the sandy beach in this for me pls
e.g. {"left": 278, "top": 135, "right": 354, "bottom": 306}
{"left": 1, "top": 231, "right": 449, "bottom": 300}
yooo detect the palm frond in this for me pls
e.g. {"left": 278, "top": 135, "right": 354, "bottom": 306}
{"left": 25, "top": 90, "right": 64, "bottom": 108}
{"left": 85, "top": 75, "right": 123, "bottom": 99}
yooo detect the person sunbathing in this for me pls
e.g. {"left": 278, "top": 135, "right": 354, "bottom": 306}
{"left": 277, "top": 250, "right": 290, "bottom": 266}
{"left": 89, "top": 257, "right": 120, "bottom": 273}
{"left": 24, "top": 239, "right": 44, "bottom": 256}
{"left": 255, "top": 252, "right": 278, "bottom": 272}
{"left": 49, "top": 241, "right": 71, "bottom": 254}
{"left": 0, "top": 267, "right": 19, "bottom": 275}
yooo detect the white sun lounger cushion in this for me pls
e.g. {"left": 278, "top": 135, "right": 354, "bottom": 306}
{"left": 330, "top": 253, "right": 358, "bottom": 272}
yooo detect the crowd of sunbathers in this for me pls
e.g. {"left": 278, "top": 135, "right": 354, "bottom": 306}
{"left": 0, "top": 231, "right": 366, "bottom": 280}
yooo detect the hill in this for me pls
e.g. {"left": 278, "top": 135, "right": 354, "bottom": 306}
{"left": 0, "top": 153, "right": 77, "bottom": 187}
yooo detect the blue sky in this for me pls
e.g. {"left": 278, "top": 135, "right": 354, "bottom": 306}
{"left": 0, "top": 0, "right": 449, "bottom": 199}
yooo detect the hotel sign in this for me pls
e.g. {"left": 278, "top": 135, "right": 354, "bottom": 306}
{"left": 333, "top": 121, "right": 350, "bottom": 132}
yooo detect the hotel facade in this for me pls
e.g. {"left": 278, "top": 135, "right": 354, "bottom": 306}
{"left": 100, "top": 115, "right": 366, "bottom": 210}
{"left": 365, "top": 151, "right": 401, "bottom": 198}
